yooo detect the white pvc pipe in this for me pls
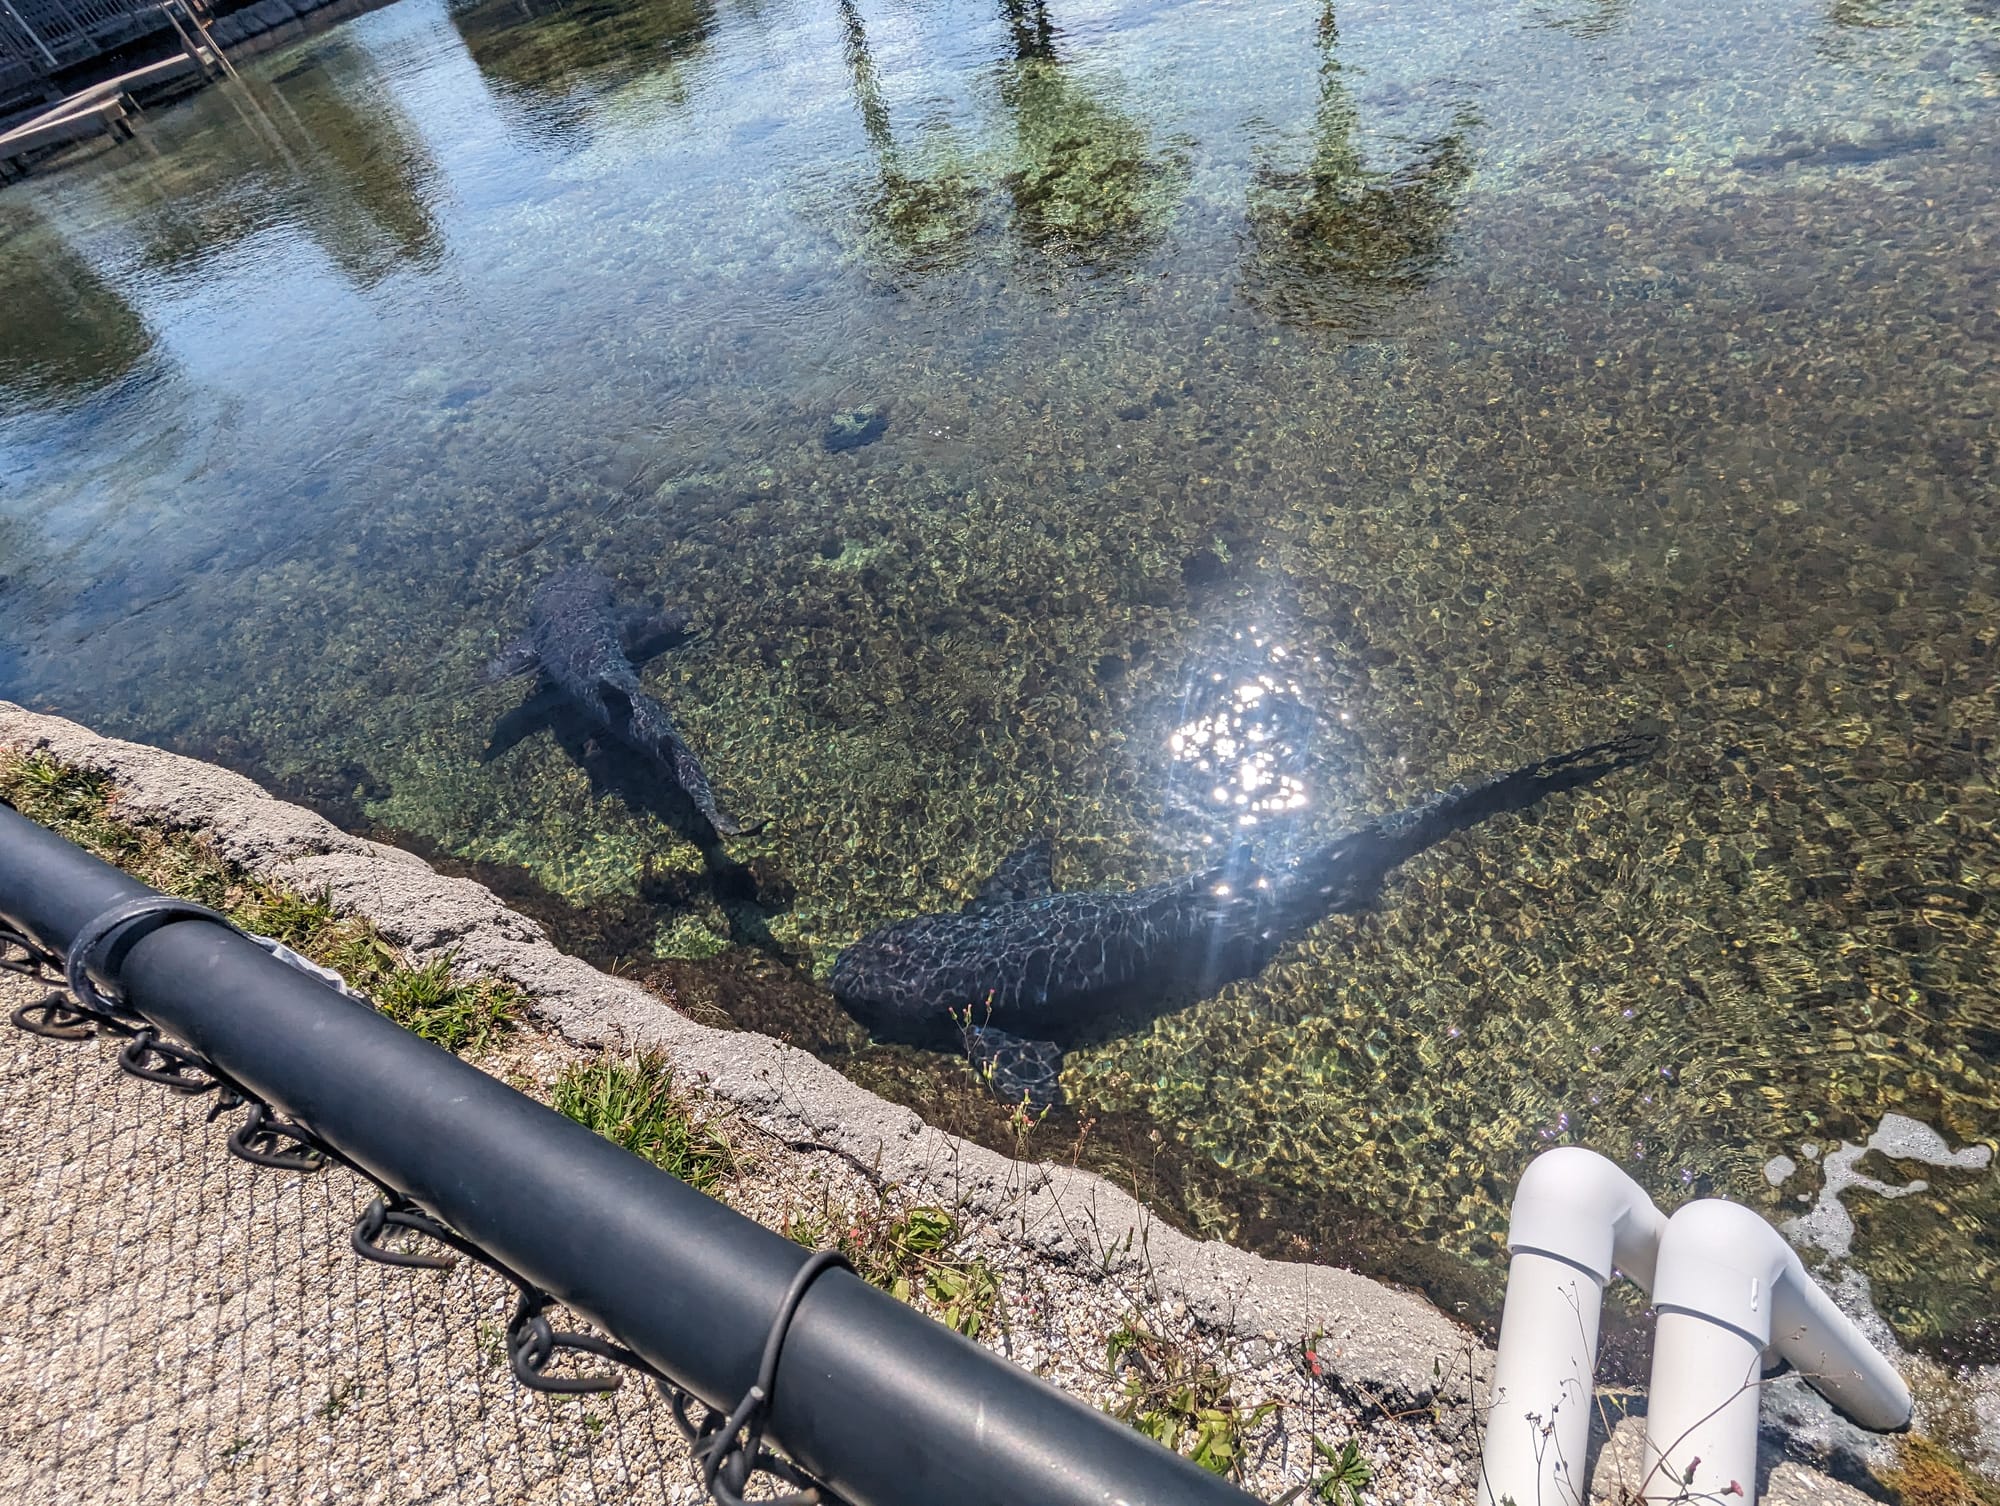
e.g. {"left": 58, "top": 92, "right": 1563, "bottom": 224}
{"left": 1641, "top": 1200, "right": 1912, "bottom": 1505}
{"left": 1479, "top": 1149, "right": 1669, "bottom": 1506}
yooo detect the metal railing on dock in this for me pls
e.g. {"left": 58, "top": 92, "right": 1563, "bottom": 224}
{"left": 0, "top": 0, "right": 228, "bottom": 177}
{"left": 0, "top": 0, "right": 220, "bottom": 116}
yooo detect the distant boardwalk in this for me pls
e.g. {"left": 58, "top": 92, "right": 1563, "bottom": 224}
{"left": 0, "top": 0, "right": 190, "bottom": 112}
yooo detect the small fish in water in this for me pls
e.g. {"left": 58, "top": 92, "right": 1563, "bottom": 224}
{"left": 484, "top": 568, "right": 751, "bottom": 837}
{"left": 830, "top": 733, "right": 1660, "bottom": 1110}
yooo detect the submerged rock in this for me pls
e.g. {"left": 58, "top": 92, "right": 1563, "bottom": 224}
{"left": 822, "top": 406, "right": 888, "bottom": 453}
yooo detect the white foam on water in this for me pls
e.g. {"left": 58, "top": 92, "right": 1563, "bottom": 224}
{"left": 1785, "top": 1111, "right": 1993, "bottom": 1264}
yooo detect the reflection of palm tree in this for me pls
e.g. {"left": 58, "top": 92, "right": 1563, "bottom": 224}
{"left": 449, "top": 0, "right": 715, "bottom": 139}
{"left": 1001, "top": 0, "right": 1057, "bottom": 60}
{"left": 1244, "top": 2, "right": 1478, "bottom": 329}
{"left": 835, "top": 0, "right": 982, "bottom": 273}
{"left": 992, "top": 0, "right": 1186, "bottom": 271}
{"left": 834, "top": 0, "right": 1184, "bottom": 278}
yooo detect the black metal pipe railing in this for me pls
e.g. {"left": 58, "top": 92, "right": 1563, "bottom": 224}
{"left": 0, "top": 800, "right": 1256, "bottom": 1506}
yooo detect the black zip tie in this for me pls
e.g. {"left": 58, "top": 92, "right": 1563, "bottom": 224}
{"left": 697, "top": 1250, "right": 851, "bottom": 1506}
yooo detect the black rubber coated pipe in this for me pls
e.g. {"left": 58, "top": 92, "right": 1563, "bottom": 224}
{"left": 0, "top": 802, "right": 1254, "bottom": 1506}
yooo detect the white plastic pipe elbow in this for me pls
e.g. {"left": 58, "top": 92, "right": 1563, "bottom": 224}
{"left": 1479, "top": 1149, "right": 1669, "bottom": 1506}
{"left": 1641, "top": 1200, "right": 1911, "bottom": 1503}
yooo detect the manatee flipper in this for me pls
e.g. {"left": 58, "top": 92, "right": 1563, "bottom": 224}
{"left": 965, "top": 1025, "right": 1064, "bottom": 1111}
{"left": 964, "top": 833, "right": 1056, "bottom": 913}
{"left": 484, "top": 637, "right": 541, "bottom": 683}
{"left": 618, "top": 603, "right": 695, "bottom": 665}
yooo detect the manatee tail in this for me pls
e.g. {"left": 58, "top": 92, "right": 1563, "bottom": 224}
{"left": 603, "top": 682, "right": 756, "bottom": 839}
{"left": 1287, "top": 730, "right": 1660, "bottom": 912}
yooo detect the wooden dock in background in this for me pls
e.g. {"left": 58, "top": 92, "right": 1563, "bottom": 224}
{"left": 0, "top": 7, "right": 228, "bottom": 179}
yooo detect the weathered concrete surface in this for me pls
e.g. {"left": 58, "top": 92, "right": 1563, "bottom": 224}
{"left": 3, "top": 702, "right": 1953, "bottom": 1501}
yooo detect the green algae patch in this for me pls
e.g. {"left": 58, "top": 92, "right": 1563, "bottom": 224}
{"left": 653, "top": 912, "right": 731, "bottom": 961}
{"left": 1876, "top": 1435, "right": 2000, "bottom": 1506}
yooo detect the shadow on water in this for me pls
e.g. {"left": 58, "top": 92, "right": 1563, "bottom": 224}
{"left": 1242, "top": 2, "right": 1479, "bottom": 330}
{"left": 1526, "top": 0, "right": 1632, "bottom": 39}
{"left": 0, "top": 204, "right": 154, "bottom": 407}
{"left": 6, "top": 0, "right": 1999, "bottom": 1376}
{"left": 479, "top": 619, "right": 792, "bottom": 955}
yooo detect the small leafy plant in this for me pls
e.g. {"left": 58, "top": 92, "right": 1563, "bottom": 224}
{"left": 1307, "top": 1435, "right": 1372, "bottom": 1505}
{"left": 1105, "top": 1318, "right": 1277, "bottom": 1479}
{"left": 784, "top": 1201, "right": 1004, "bottom": 1339}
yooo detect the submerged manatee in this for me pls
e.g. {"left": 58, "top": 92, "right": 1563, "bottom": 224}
{"left": 830, "top": 733, "right": 1658, "bottom": 1109}
{"left": 485, "top": 568, "right": 750, "bottom": 837}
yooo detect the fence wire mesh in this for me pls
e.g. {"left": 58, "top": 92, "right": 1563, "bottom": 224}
{"left": 0, "top": 969, "right": 696, "bottom": 1506}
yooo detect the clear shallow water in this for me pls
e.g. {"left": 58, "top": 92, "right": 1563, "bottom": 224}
{"left": 2, "top": 0, "right": 1997, "bottom": 1356}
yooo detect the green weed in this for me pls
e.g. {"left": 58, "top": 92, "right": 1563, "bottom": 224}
{"left": 1307, "top": 1436, "right": 1372, "bottom": 1505}
{"left": 783, "top": 1201, "right": 1004, "bottom": 1340}
{"left": 1, "top": 752, "right": 519, "bottom": 1057}
{"left": 1106, "top": 1318, "right": 1278, "bottom": 1480}
{"left": 551, "top": 1051, "right": 737, "bottom": 1192}
{"left": 373, "top": 954, "right": 523, "bottom": 1054}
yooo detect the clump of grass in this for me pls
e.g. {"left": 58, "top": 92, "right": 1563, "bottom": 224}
{"left": 373, "top": 954, "right": 523, "bottom": 1054}
{"left": 0, "top": 751, "right": 519, "bottom": 1057}
{"left": 783, "top": 1200, "right": 1004, "bottom": 1340}
{"left": 1105, "top": 1317, "right": 1278, "bottom": 1480}
{"left": 551, "top": 1051, "right": 737, "bottom": 1192}
{"left": 1301, "top": 1436, "right": 1373, "bottom": 1505}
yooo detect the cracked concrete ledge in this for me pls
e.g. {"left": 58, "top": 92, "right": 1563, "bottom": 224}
{"left": 0, "top": 703, "right": 1480, "bottom": 1418}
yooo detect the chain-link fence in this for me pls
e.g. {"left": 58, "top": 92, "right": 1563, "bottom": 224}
{"left": 0, "top": 793, "right": 1258, "bottom": 1506}
{"left": 0, "top": 967, "right": 700, "bottom": 1506}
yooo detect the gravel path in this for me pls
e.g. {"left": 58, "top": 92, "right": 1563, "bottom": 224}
{"left": 0, "top": 968, "right": 1479, "bottom": 1505}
